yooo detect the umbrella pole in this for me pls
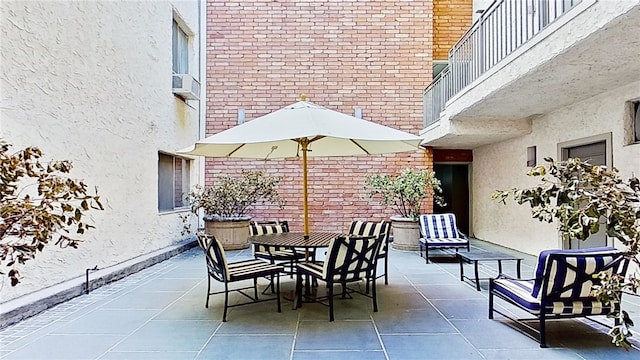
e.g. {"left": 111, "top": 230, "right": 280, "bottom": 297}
{"left": 301, "top": 139, "right": 310, "bottom": 239}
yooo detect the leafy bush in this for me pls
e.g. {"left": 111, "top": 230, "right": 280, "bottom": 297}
{"left": 0, "top": 141, "right": 103, "bottom": 286}
{"left": 189, "top": 170, "right": 281, "bottom": 220}
{"left": 365, "top": 167, "right": 444, "bottom": 220}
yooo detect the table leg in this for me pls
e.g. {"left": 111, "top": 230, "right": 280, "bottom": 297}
{"left": 516, "top": 259, "right": 522, "bottom": 279}
{"left": 473, "top": 260, "right": 480, "bottom": 291}
{"left": 459, "top": 256, "right": 464, "bottom": 282}
{"left": 498, "top": 260, "right": 503, "bottom": 274}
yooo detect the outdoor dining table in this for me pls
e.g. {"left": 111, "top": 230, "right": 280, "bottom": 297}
{"left": 248, "top": 231, "right": 341, "bottom": 258}
{"left": 248, "top": 232, "right": 342, "bottom": 308}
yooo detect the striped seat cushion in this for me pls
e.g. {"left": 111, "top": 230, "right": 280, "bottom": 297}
{"left": 227, "top": 259, "right": 284, "bottom": 281}
{"left": 494, "top": 247, "right": 624, "bottom": 316}
{"left": 297, "top": 262, "right": 325, "bottom": 278}
{"left": 419, "top": 237, "right": 468, "bottom": 246}
{"left": 531, "top": 247, "right": 619, "bottom": 298}
{"left": 254, "top": 248, "right": 302, "bottom": 261}
{"left": 492, "top": 278, "right": 540, "bottom": 312}
{"left": 492, "top": 277, "right": 619, "bottom": 315}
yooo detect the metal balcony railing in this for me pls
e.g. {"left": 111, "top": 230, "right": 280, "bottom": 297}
{"left": 423, "top": 0, "right": 583, "bottom": 128}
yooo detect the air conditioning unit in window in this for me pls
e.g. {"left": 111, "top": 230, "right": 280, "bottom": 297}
{"left": 172, "top": 74, "right": 200, "bottom": 100}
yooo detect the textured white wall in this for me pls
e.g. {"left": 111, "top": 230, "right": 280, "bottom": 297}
{"left": 473, "top": 81, "right": 640, "bottom": 256}
{"left": 0, "top": 1, "right": 202, "bottom": 301}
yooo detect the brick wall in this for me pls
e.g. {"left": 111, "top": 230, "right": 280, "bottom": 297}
{"left": 433, "top": 0, "right": 473, "bottom": 60}
{"left": 206, "top": 0, "right": 435, "bottom": 233}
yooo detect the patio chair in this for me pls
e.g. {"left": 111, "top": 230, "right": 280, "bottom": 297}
{"left": 196, "top": 233, "right": 283, "bottom": 322}
{"left": 250, "top": 220, "right": 305, "bottom": 277}
{"left": 489, "top": 247, "right": 630, "bottom": 347}
{"left": 418, "top": 213, "right": 469, "bottom": 263}
{"left": 295, "top": 235, "right": 383, "bottom": 321}
{"left": 348, "top": 220, "right": 391, "bottom": 286}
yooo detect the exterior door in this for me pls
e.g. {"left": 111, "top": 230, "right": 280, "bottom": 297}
{"left": 561, "top": 140, "right": 607, "bottom": 249}
{"left": 434, "top": 164, "right": 470, "bottom": 235}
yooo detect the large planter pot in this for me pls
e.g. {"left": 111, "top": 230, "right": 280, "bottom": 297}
{"left": 390, "top": 215, "right": 420, "bottom": 251}
{"left": 204, "top": 217, "right": 251, "bottom": 250}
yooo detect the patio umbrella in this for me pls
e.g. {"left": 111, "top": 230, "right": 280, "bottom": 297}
{"left": 177, "top": 97, "right": 423, "bottom": 237}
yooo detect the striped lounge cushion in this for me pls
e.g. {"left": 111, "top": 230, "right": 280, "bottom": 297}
{"left": 419, "top": 237, "right": 468, "bottom": 246}
{"left": 418, "top": 213, "right": 467, "bottom": 247}
{"left": 531, "top": 247, "right": 619, "bottom": 298}
{"left": 492, "top": 277, "right": 618, "bottom": 315}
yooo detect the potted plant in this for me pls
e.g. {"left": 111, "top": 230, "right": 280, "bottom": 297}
{"left": 493, "top": 157, "right": 639, "bottom": 349}
{"left": 366, "top": 167, "right": 444, "bottom": 250}
{"left": 189, "top": 169, "right": 282, "bottom": 250}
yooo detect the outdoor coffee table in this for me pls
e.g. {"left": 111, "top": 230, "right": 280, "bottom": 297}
{"left": 457, "top": 251, "right": 523, "bottom": 291}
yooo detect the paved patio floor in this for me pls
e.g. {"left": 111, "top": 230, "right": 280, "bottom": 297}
{"left": 1, "top": 239, "right": 639, "bottom": 359}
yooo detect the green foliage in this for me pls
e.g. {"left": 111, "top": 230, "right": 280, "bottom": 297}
{"left": 0, "top": 141, "right": 104, "bottom": 286}
{"left": 189, "top": 170, "right": 282, "bottom": 219}
{"left": 493, "top": 157, "right": 640, "bottom": 348}
{"left": 365, "top": 167, "right": 444, "bottom": 220}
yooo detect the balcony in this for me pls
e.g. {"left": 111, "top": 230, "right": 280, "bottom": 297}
{"left": 422, "top": 0, "right": 640, "bottom": 149}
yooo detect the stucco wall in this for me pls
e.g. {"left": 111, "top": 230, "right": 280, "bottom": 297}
{"left": 0, "top": 0, "right": 201, "bottom": 301}
{"left": 473, "top": 81, "right": 640, "bottom": 256}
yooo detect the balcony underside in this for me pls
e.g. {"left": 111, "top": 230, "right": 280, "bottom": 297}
{"left": 422, "top": 3, "right": 640, "bottom": 150}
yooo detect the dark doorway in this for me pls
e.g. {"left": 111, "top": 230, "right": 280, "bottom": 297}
{"left": 434, "top": 164, "right": 470, "bottom": 235}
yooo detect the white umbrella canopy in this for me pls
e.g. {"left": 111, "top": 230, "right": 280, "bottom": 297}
{"left": 178, "top": 98, "right": 423, "bottom": 236}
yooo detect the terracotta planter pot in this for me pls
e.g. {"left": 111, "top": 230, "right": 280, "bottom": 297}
{"left": 204, "top": 217, "right": 251, "bottom": 250}
{"left": 390, "top": 216, "right": 420, "bottom": 251}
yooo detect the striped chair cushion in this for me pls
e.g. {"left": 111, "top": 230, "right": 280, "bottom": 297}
{"left": 348, "top": 220, "right": 390, "bottom": 255}
{"left": 296, "top": 261, "right": 324, "bottom": 278}
{"left": 249, "top": 222, "right": 287, "bottom": 236}
{"left": 419, "top": 237, "right": 468, "bottom": 246}
{"left": 227, "top": 259, "right": 286, "bottom": 281}
{"left": 197, "top": 234, "right": 230, "bottom": 280}
{"left": 254, "top": 248, "right": 300, "bottom": 260}
{"left": 250, "top": 221, "right": 295, "bottom": 256}
{"left": 419, "top": 213, "right": 466, "bottom": 242}
{"left": 492, "top": 278, "right": 540, "bottom": 312}
{"left": 531, "top": 247, "right": 619, "bottom": 298}
{"left": 492, "top": 277, "right": 618, "bottom": 315}
{"left": 323, "top": 236, "right": 379, "bottom": 281}
{"left": 297, "top": 236, "right": 380, "bottom": 282}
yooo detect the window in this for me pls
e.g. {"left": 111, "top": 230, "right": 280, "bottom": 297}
{"left": 158, "top": 153, "right": 190, "bottom": 212}
{"left": 634, "top": 101, "right": 640, "bottom": 143}
{"left": 558, "top": 133, "right": 612, "bottom": 167}
{"left": 433, "top": 61, "right": 448, "bottom": 78}
{"left": 172, "top": 19, "right": 189, "bottom": 74}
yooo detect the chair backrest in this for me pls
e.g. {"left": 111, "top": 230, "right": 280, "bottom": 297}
{"left": 348, "top": 220, "right": 391, "bottom": 255}
{"left": 197, "top": 234, "right": 230, "bottom": 281}
{"left": 531, "top": 247, "right": 629, "bottom": 301}
{"left": 322, "top": 235, "right": 382, "bottom": 282}
{"left": 418, "top": 213, "right": 464, "bottom": 239}
{"left": 249, "top": 220, "right": 289, "bottom": 236}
